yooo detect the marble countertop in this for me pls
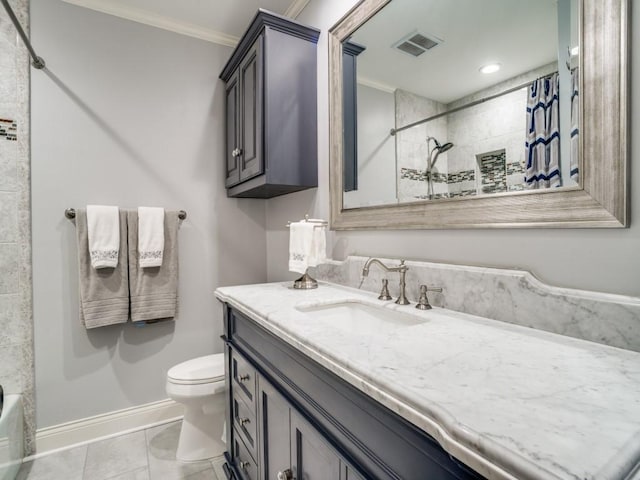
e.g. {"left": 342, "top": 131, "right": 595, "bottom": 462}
{"left": 215, "top": 282, "right": 640, "bottom": 480}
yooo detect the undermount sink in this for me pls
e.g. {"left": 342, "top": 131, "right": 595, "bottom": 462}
{"left": 295, "top": 301, "right": 427, "bottom": 333}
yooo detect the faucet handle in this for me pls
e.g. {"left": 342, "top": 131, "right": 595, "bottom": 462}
{"left": 415, "top": 284, "right": 443, "bottom": 310}
{"left": 378, "top": 279, "right": 392, "bottom": 301}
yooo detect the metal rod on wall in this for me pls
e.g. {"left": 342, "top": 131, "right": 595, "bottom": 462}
{"left": 65, "top": 208, "right": 188, "bottom": 220}
{"left": 1, "top": 0, "right": 45, "bottom": 69}
{"left": 389, "top": 71, "right": 558, "bottom": 136}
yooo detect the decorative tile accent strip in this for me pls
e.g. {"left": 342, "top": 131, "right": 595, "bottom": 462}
{"left": 450, "top": 189, "right": 477, "bottom": 198}
{"left": 414, "top": 193, "right": 448, "bottom": 200}
{"left": 400, "top": 168, "right": 427, "bottom": 182}
{"left": 401, "top": 168, "right": 475, "bottom": 185}
{"left": 448, "top": 170, "right": 475, "bottom": 183}
{"left": 0, "top": 118, "right": 17, "bottom": 141}
{"left": 401, "top": 158, "right": 521, "bottom": 198}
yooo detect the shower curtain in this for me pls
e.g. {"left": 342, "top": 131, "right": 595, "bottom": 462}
{"left": 570, "top": 68, "right": 579, "bottom": 182}
{"left": 525, "top": 72, "right": 561, "bottom": 188}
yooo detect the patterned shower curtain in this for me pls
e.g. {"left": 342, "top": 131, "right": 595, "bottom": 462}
{"left": 525, "top": 72, "right": 561, "bottom": 188}
{"left": 570, "top": 68, "right": 579, "bottom": 182}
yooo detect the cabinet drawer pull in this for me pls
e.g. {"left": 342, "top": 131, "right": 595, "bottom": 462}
{"left": 239, "top": 417, "right": 250, "bottom": 426}
{"left": 239, "top": 373, "right": 250, "bottom": 382}
{"left": 240, "top": 460, "right": 250, "bottom": 471}
{"left": 277, "top": 469, "right": 293, "bottom": 480}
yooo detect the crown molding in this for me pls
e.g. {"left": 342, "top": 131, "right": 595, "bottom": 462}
{"left": 60, "top": 0, "right": 239, "bottom": 46}
{"left": 357, "top": 75, "right": 396, "bottom": 93}
{"left": 284, "top": 0, "right": 311, "bottom": 19}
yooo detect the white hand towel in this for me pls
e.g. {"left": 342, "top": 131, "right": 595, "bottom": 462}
{"left": 86, "top": 205, "right": 120, "bottom": 269}
{"left": 288, "top": 221, "right": 316, "bottom": 274}
{"left": 308, "top": 221, "right": 326, "bottom": 267}
{"left": 138, "top": 207, "right": 165, "bottom": 268}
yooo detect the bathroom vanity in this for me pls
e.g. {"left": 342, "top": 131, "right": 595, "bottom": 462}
{"left": 216, "top": 279, "right": 640, "bottom": 480}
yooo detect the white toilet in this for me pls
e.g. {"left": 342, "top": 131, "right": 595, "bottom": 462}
{"left": 166, "top": 353, "right": 226, "bottom": 462}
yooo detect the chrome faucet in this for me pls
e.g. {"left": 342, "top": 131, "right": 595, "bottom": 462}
{"left": 361, "top": 258, "right": 410, "bottom": 305}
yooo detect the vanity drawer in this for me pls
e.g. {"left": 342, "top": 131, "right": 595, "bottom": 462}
{"left": 232, "top": 389, "right": 257, "bottom": 460}
{"left": 232, "top": 434, "right": 258, "bottom": 480}
{"left": 231, "top": 349, "right": 256, "bottom": 408}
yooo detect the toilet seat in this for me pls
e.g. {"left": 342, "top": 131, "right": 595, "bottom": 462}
{"left": 167, "top": 354, "right": 225, "bottom": 385}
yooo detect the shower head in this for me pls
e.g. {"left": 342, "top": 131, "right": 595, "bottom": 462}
{"left": 428, "top": 141, "right": 454, "bottom": 170}
{"left": 438, "top": 142, "right": 454, "bottom": 153}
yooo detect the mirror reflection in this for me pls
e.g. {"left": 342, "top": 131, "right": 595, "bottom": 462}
{"left": 343, "top": 0, "right": 579, "bottom": 209}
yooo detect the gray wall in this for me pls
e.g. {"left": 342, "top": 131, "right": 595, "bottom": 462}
{"left": 31, "top": 1, "right": 267, "bottom": 428}
{"left": 0, "top": 0, "right": 35, "bottom": 453}
{"left": 266, "top": 0, "right": 640, "bottom": 298}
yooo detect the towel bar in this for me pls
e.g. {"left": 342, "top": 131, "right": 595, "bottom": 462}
{"left": 65, "top": 208, "right": 187, "bottom": 220}
{"left": 286, "top": 214, "right": 327, "bottom": 228}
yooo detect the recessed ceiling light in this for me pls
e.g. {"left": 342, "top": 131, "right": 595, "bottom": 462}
{"left": 479, "top": 63, "right": 501, "bottom": 74}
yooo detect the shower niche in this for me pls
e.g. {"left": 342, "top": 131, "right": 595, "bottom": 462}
{"left": 475, "top": 149, "right": 525, "bottom": 195}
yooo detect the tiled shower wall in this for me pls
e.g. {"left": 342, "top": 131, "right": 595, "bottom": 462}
{"left": 396, "top": 64, "right": 558, "bottom": 200}
{"left": 447, "top": 89, "right": 526, "bottom": 194}
{"left": 0, "top": 0, "right": 35, "bottom": 454}
{"left": 395, "top": 89, "right": 448, "bottom": 202}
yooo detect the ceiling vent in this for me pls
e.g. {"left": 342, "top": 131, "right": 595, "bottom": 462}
{"left": 394, "top": 32, "right": 441, "bottom": 57}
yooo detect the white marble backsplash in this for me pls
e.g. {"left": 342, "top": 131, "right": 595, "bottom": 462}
{"left": 311, "top": 256, "right": 640, "bottom": 352}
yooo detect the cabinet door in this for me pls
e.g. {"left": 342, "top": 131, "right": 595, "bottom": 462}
{"left": 232, "top": 434, "right": 259, "bottom": 480}
{"left": 225, "top": 71, "right": 241, "bottom": 187}
{"left": 291, "top": 412, "right": 342, "bottom": 480}
{"left": 259, "top": 377, "right": 291, "bottom": 480}
{"left": 238, "top": 37, "right": 264, "bottom": 182}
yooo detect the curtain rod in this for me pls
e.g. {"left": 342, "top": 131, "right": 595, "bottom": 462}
{"left": 1, "top": 0, "right": 45, "bottom": 69}
{"left": 390, "top": 71, "right": 559, "bottom": 137}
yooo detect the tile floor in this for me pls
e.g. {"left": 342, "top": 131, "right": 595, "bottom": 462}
{"left": 16, "top": 421, "right": 227, "bottom": 480}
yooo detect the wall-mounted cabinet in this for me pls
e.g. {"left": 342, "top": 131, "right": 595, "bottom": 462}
{"left": 220, "top": 10, "right": 320, "bottom": 199}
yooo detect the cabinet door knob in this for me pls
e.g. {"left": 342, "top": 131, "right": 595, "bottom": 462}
{"left": 240, "top": 461, "right": 250, "bottom": 471}
{"left": 239, "top": 373, "right": 250, "bottom": 382}
{"left": 277, "top": 469, "right": 293, "bottom": 480}
{"left": 239, "top": 417, "right": 250, "bottom": 426}
{"left": 232, "top": 148, "right": 240, "bottom": 157}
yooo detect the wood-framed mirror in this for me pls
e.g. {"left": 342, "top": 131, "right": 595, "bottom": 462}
{"left": 329, "top": 0, "right": 628, "bottom": 229}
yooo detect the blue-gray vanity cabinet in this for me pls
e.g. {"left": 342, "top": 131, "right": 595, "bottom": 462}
{"left": 259, "top": 374, "right": 347, "bottom": 479}
{"left": 219, "top": 10, "right": 320, "bottom": 199}
{"left": 221, "top": 304, "right": 486, "bottom": 480}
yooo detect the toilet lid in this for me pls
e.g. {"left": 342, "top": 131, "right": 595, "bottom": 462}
{"left": 167, "top": 354, "right": 225, "bottom": 385}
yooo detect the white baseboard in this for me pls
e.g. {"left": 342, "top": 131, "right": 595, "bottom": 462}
{"left": 30, "top": 399, "right": 183, "bottom": 460}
